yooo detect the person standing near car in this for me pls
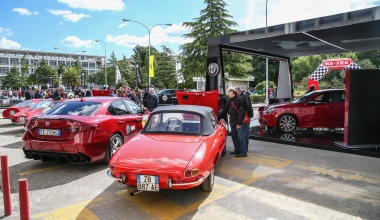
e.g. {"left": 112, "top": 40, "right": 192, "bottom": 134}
{"left": 236, "top": 87, "right": 254, "bottom": 151}
{"left": 217, "top": 87, "right": 249, "bottom": 157}
{"left": 147, "top": 87, "right": 158, "bottom": 111}
{"left": 53, "top": 85, "right": 65, "bottom": 100}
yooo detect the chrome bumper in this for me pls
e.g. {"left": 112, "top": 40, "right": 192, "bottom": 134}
{"left": 171, "top": 177, "right": 205, "bottom": 186}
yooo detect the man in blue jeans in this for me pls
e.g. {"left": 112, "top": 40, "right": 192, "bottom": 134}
{"left": 217, "top": 88, "right": 249, "bottom": 157}
{"left": 236, "top": 87, "right": 253, "bottom": 151}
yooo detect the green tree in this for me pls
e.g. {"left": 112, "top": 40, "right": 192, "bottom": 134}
{"left": 357, "top": 59, "right": 376, "bottom": 69}
{"left": 254, "top": 81, "right": 276, "bottom": 90}
{"left": 152, "top": 46, "right": 177, "bottom": 88}
{"left": 62, "top": 66, "right": 81, "bottom": 90}
{"left": 115, "top": 78, "right": 128, "bottom": 90}
{"left": 20, "top": 56, "right": 29, "bottom": 88}
{"left": 2, "top": 66, "right": 21, "bottom": 89}
{"left": 34, "top": 58, "right": 58, "bottom": 87}
{"left": 357, "top": 50, "right": 380, "bottom": 68}
{"left": 250, "top": 58, "right": 279, "bottom": 88}
{"left": 180, "top": 0, "right": 252, "bottom": 82}
{"left": 222, "top": 52, "right": 253, "bottom": 78}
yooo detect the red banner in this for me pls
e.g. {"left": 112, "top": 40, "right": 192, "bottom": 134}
{"left": 322, "top": 59, "right": 352, "bottom": 70}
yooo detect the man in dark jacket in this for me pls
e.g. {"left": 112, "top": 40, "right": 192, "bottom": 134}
{"left": 147, "top": 88, "right": 158, "bottom": 111}
{"left": 236, "top": 87, "right": 253, "bottom": 150}
{"left": 217, "top": 87, "right": 249, "bottom": 157}
{"left": 53, "top": 85, "right": 65, "bottom": 100}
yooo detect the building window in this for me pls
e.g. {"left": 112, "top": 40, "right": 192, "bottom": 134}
{"left": 32, "top": 60, "right": 39, "bottom": 66}
{"left": 49, "top": 60, "right": 57, "bottom": 66}
{"left": 81, "top": 56, "right": 85, "bottom": 60}
{"left": 0, "top": 58, "right": 9, "bottom": 65}
{"left": 81, "top": 62, "right": 88, "bottom": 67}
{"left": 0, "top": 67, "right": 10, "bottom": 73}
{"left": 58, "top": 61, "right": 65, "bottom": 66}
{"left": 66, "top": 61, "right": 72, "bottom": 66}
{"left": 10, "top": 58, "right": 19, "bottom": 65}
{"left": 89, "top": 62, "right": 95, "bottom": 68}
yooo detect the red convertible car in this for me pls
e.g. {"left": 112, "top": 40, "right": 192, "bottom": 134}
{"left": 2, "top": 99, "right": 40, "bottom": 120}
{"left": 22, "top": 97, "right": 148, "bottom": 163}
{"left": 107, "top": 105, "right": 228, "bottom": 193}
{"left": 13, "top": 100, "right": 66, "bottom": 125}
{"left": 262, "top": 89, "right": 345, "bottom": 132}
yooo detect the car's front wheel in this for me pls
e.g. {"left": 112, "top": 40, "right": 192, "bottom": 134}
{"left": 277, "top": 114, "right": 297, "bottom": 133}
{"left": 201, "top": 166, "right": 215, "bottom": 192}
{"left": 104, "top": 134, "right": 123, "bottom": 163}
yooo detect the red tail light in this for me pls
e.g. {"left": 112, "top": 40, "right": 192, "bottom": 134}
{"left": 71, "top": 123, "right": 100, "bottom": 133}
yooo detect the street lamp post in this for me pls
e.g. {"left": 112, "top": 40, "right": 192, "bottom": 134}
{"left": 95, "top": 40, "right": 107, "bottom": 86}
{"left": 122, "top": 19, "right": 172, "bottom": 86}
{"left": 265, "top": 0, "right": 269, "bottom": 105}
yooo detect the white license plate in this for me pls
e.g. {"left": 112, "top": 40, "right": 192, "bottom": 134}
{"left": 38, "top": 129, "right": 61, "bottom": 136}
{"left": 10, "top": 110, "right": 14, "bottom": 115}
{"left": 137, "top": 175, "right": 159, "bottom": 191}
{"left": 19, "top": 117, "right": 25, "bottom": 124}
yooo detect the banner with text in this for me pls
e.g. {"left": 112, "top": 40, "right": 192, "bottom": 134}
{"left": 149, "top": 55, "right": 154, "bottom": 77}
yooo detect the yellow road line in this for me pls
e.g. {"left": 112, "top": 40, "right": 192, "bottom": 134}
{"left": 233, "top": 153, "right": 293, "bottom": 169}
{"left": 33, "top": 198, "right": 102, "bottom": 220}
{"left": 216, "top": 164, "right": 261, "bottom": 180}
{"left": 18, "top": 165, "right": 66, "bottom": 176}
{"left": 293, "top": 164, "right": 380, "bottom": 185}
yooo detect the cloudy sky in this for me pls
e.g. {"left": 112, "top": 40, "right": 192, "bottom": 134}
{"left": 0, "top": 0, "right": 379, "bottom": 58}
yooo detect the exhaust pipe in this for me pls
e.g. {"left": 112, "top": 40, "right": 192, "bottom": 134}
{"left": 66, "top": 154, "right": 88, "bottom": 164}
{"left": 130, "top": 190, "right": 143, "bottom": 196}
{"left": 68, "top": 155, "right": 76, "bottom": 162}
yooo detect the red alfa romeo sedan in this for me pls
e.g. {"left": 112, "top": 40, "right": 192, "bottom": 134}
{"left": 22, "top": 97, "right": 148, "bottom": 163}
{"left": 107, "top": 105, "right": 227, "bottom": 193}
{"left": 262, "top": 89, "right": 345, "bottom": 132}
{"left": 2, "top": 99, "right": 40, "bottom": 120}
{"left": 13, "top": 100, "right": 66, "bottom": 125}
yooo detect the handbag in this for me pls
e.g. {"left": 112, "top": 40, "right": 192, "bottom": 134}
{"left": 231, "top": 101, "right": 250, "bottom": 124}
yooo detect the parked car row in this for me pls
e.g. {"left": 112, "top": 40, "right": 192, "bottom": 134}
{"left": 3, "top": 90, "right": 228, "bottom": 193}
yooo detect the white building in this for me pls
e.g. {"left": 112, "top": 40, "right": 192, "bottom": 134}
{"left": 193, "top": 73, "right": 255, "bottom": 91}
{"left": 0, "top": 48, "right": 104, "bottom": 87}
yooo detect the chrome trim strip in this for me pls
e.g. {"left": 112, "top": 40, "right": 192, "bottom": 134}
{"left": 171, "top": 177, "right": 205, "bottom": 186}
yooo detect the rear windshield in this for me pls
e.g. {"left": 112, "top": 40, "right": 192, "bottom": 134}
{"left": 13, "top": 100, "right": 34, "bottom": 107}
{"left": 31, "top": 101, "right": 52, "bottom": 109}
{"left": 45, "top": 101, "right": 101, "bottom": 116}
{"left": 145, "top": 112, "right": 201, "bottom": 134}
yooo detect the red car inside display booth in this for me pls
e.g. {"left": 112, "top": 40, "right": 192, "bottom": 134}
{"left": 262, "top": 89, "right": 345, "bottom": 132}
{"left": 22, "top": 97, "right": 149, "bottom": 163}
{"left": 107, "top": 105, "right": 227, "bottom": 193}
{"left": 2, "top": 99, "right": 40, "bottom": 120}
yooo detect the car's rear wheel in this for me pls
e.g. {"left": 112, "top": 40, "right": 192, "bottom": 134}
{"left": 277, "top": 114, "right": 297, "bottom": 133}
{"left": 201, "top": 166, "right": 215, "bottom": 192}
{"left": 104, "top": 134, "right": 123, "bottom": 163}
{"left": 221, "top": 144, "right": 226, "bottom": 156}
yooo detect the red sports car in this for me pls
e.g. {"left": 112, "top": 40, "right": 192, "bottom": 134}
{"left": 13, "top": 100, "right": 66, "bottom": 125}
{"left": 262, "top": 89, "right": 345, "bottom": 132}
{"left": 107, "top": 105, "right": 228, "bottom": 193}
{"left": 22, "top": 97, "right": 148, "bottom": 163}
{"left": 2, "top": 99, "right": 40, "bottom": 120}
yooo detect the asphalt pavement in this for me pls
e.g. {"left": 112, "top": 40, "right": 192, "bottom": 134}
{"left": 0, "top": 117, "right": 379, "bottom": 220}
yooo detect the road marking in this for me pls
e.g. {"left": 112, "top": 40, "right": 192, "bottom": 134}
{"left": 33, "top": 198, "right": 101, "bottom": 220}
{"left": 293, "top": 164, "right": 380, "bottom": 185}
{"left": 191, "top": 204, "right": 254, "bottom": 220}
{"left": 234, "top": 153, "right": 293, "bottom": 169}
{"left": 18, "top": 165, "right": 66, "bottom": 176}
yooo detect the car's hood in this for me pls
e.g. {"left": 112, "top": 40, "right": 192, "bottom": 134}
{"left": 267, "top": 102, "right": 298, "bottom": 109}
{"left": 111, "top": 134, "right": 204, "bottom": 170}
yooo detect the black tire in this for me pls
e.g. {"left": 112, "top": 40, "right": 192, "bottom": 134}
{"left": 201, "top": 166, "right": 215, "bottom": 192}
{"left": 277, "top": 114, "right": 297, "bottom": 133}
{"left": 221, "top": 144, "right": 226, "bottom": 157}
{"left": 103, "top": 134, "right": 123, "bottom": 163}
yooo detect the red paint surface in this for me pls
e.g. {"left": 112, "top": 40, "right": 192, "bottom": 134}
{"left": 18, "top": 178, "right": 30, "bottom": 220}
{"left": 1, "top": 155, "right": 12, "bottom": 216}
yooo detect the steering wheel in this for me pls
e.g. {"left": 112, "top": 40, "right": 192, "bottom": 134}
{"left": 165, "top": 117, "right": 182, "bottom": 131}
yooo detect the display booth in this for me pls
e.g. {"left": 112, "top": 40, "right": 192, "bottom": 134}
{"left": 308, "top": 58, "right": 361, "bottom": 90}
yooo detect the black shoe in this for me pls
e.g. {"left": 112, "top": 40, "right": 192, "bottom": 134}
{"left": 230, "top": 151, "right": 240, "bottom": 155}
{"left": 235, "top": 154, "right": 247, "bottom": 157}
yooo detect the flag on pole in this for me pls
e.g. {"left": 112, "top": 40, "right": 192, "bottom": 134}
{"left": 149, "top": 55, "right": 154, "bottom": 77}
{"left": 115, "top": 66, "right": 121, "bottom": 84}
{"left": 136, "top": 63, "right": 142, "bottom": 85}
{"left": 176, "top": 61, "right": 185, "bottom": 83}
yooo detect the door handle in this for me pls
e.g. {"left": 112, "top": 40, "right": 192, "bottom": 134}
{"left": 119, "top": 120, "right": 124, "bottom": 124}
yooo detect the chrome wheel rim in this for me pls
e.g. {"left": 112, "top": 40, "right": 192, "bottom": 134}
{"left": 281, "top": 133, "right": 296, "bottom": 142}
{"left": 280, "top": 116, "right": 296, "bottom": 132}
{"left": 110, "top": 136, "right": 122, "bottom": 157}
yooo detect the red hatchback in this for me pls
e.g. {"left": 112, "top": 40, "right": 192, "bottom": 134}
{"left": 22, "top": 97, "right": 149, "bottom": 163}
{"left": 2, "top": 99, "right": 40, "bottom": 120}
{"left": 262, "top": 89, "right": 345, "bottom": 132}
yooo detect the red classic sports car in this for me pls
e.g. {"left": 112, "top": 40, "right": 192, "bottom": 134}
{"left": 13, "top": 100, "right": 66, "bottom": 125}
{"left": 262, "top": 89, "right": 345, "bottom": 132}
{"left": 2, "top": 99, "right": 40, "bottom": 120}
{"left": 22, "top": 97, "right": 148, "bottom": 163}
{"left": 107, "top": 105, "right": 228, "bottom": 193}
